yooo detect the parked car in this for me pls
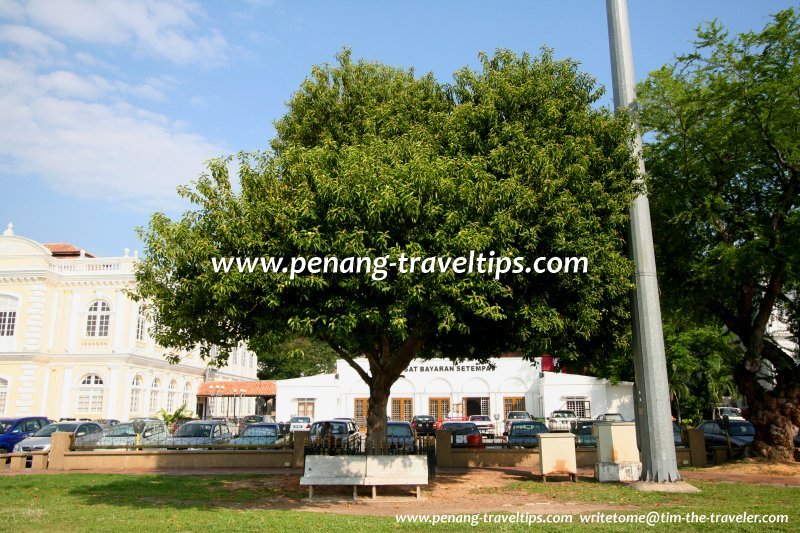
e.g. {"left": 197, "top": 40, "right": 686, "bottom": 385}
{"left": 411, "top": 415, "right": 436, "bottom": 437}
{"left": 238, "top": 414, "right": 276, "bottom": 433}
{"left": 596, "top": 413, "right": 625, "bottom": 422}
{"left": 0, "top": 416, "right": 50, "bottom": 453}
{"left": 94, "top": 419, "right": 120, "bottom": 429}
{"left": 506, "top": 420, "right": 550, "bottom": 447}
{"left": 502, "top": 411, "right": 533, "bottom": 436}
{"left": 164, "top": 420, "right": 232, "bottom": 449}
{"left": 308, "top": 420, "right": 362, "bottom": 450}
{"left": 385, "top": 421, "right": 417, "bottom": 452}
{"left": 229, "top": 422, "right": 281, "bottom": 446}
{"left": 468, "top": 415, "right": 496, "bottom": 438}
{"left": 572, "top": 420, "right": 596, "bottom": 447}
{"left": 439, "top": 421, "right": 483, "bottom": 448}
{"left": 712, "top": 406, "right": 745, "bottom": 420}
{"left": 210, "top": 417, "right": 240, "bottom": 436}
{"left": 14, "top": 421, "right": 104, "bottom": 452}
{"left": 673, "top": 421, "right": 685, "bottom": 447}
{"left": 171, "top": 417, "right": 196, "bottom": 434}
{"left": 547, "top": 410, "right": 578, "bottom": 432}
{"left": 697, "top": 419, "right": 755, "bottom": 453}
{"left": 289, "top": 416, "right": 312, "bottom": 432}
{"left": 96, "top": 419, "right": 168, "bottom": 448}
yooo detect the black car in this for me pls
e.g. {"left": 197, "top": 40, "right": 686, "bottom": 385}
{"left": 571, "top": 420, "right": 596, "bottom": 447}
{"left": 439, "top": 421, "right": 483, "bottom": 448}
{"left": 697, "top": 419, "right": 755, "bottom": 453}
{"left": 386, "top": 421, "right": 417, "bottom": 452}
{"left": 411, "top": 415, "right": 435, "bottom": 437}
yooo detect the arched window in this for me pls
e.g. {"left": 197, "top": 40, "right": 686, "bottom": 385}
{"left": 129, "top": 375, "right": 143, "bottom": 415}
{"left": 77, "top": 374, "right": 104, "bottom": 413}
{"left": 135, "top": 306, "right": 146, "bottom": 341}
{"left": 0, "top": 296, "right": 18, "bottom": 338}
{"left": 149, "top": 378, "right": 161, "bottom": 413}
{"left": 85, "top": 301, "right": 111, "bottom": 337}
{"left": 183, "top": 382, "right": 192, "bottom": 408}
{"left": 166, "top": 380, "right": 177, "bottom": 411}
{"left": 0, "top": 378, "right": 8, "bottom": 415}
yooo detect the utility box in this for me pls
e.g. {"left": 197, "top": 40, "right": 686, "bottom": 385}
{"left": 594, "top": 421, "right": 641, "bottom": 482}
{"left": 538, "top": 432, "right": 577, "bottom": 482}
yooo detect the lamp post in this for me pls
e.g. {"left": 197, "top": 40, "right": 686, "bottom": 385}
{"left": 212, "top": 384, "right": 224, "bottom": 418}
{"left": 606, "top": 0, "right": 680, "bottom": 483}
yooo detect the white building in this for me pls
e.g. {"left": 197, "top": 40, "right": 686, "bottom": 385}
{"left": 275, "top": 356, "right": 634, "bottom": 425}
{"left": 0, "top": 225, "right": 258, "bottom": 421}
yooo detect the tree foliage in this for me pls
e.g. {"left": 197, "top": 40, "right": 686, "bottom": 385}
{"left": 639, "top": 9, "right": 800, "bottom": 459}
{"left": 135, "top": 49, "right": 637, "bottom": 441}
{"left": 256, "top": 337, "right": 337, "bottom": 380}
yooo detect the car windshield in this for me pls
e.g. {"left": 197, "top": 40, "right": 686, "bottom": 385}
{"left": 441, "top": 423, "right": 477, "bottom": 433}
{"left": 603, "top": 414, "right": 623, "bottom": 420}
{"left": 104, "top": 423, "right": 138, "bottom": 437}
{"left": 414, "top": 416, "right": 434, "bottom": 421}
{"left": 34, "top": 423, "right": 79, "bottom": 437}
{"left": 387, "top": 424, "right": 412, "bottom": 437}
{"left": 240, "top": 426, "right": 277, "bottom": 438}
{"left": 728, "top": 422, "right": 755, "bottom": 436}
{"left": 470, "top": 416, "right": 490, "bottom": 421}
{"left": 310, "top": 423, "right": 347, "bottom": 437}
{"left": 291, "top": 417, "right": 310, "bottom": 424}
{"left": 243, "top": 416, "right": 263, "bottom": 424}
{"left": 174, "top": 424, "right": 213, "bottom": 438}
{"left": 510, "top": 423, "right": 547, "bottom": 436}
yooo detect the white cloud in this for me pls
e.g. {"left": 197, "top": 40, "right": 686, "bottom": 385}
{"left": 18, "top": 0, "right": 227, "bottom": 65}
{"left": 0, "top": 24, "right": 66, "bottom": 56}
{"left": 0, "top": 57, "right": 227, "bottom": 209}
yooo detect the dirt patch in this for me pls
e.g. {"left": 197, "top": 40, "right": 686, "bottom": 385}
{"left": 210, "top": 469, "right": 638, "bottom": 516}
{"left": 695, "top": 458, "right": 800, "bottom": 477}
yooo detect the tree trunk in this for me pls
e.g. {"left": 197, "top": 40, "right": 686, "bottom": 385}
{"left": 736, "top": 362, "right": 800, "bottom": 462}
{"left": 366, "top": 376, "right": 392, "bottom": 449}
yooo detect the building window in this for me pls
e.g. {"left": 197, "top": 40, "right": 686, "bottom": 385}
{"left": 296, "top": 399, "right": 315, "bottom": 419}
{"left": 354, "top": 398, "right": 368, "bottom": 428}
{"left": 0, "top": 296, "right": 18, "bottom": 338}
{"left": 429, "top": 398, "right": 450, "bottom": 421}
{"left": 85, "top": 301, "right": 111, "bottom": 337}
{"left": 136, "top": 306, "right": 146, "bottom": 341}
{"left": 167, "top": 380, "right": 177, "bottom": 412}
{"left": 391, "top": 398, "right": 413, "bottom": 421}
{"left": 77, "top": 374, "right": 104, "bottom": 413}
{"left": 0, "top": 378, "right": 7, "bottom": 415}
{"left": 149, "top": 378, "right": 161, "bottom": 413}
{"left": 503, "top": 397, "right": 526, "bottom": 419}
{"left": 565, "top": 397, "right": 590, "bottom": 418}
{"left": 130, "top": 375, "right": 143, "bottom": 415}
{"left": 183, "top": 382, "right": 192, "bottom": 408}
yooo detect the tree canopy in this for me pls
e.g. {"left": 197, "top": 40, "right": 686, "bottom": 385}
{"left": 639, "top": 8, "right": 800, "bottom": 459}
{"left": 135, "top": 49, "right": 638, "bottom": 441}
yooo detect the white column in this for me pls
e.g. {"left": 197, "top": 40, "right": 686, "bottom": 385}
{"left": 107, "top": 365, "right": 121, "bottom": 419}
{"left": 66, "top": 291, "right": 81, "bottom": 353}
{"left": 60, "top": 367, "right": 73, "bottom": 418}
{"left": 113, "top": 290, "right": 126, "bottom": 353}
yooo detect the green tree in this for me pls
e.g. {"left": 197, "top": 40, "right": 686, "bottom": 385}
{"left": 639, "top": 9, "right": 800, "bottom": 460}
{"left": 257, "top": 337, "right": 337, "bottom": 380}
{"left": 134, "top": 49, "right": 637, "bottom": 443}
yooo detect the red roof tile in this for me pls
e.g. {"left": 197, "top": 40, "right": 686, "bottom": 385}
{"left": 43, "top": 243, "right": 96, "bottom": 258}
{"left": 197, "top": 380, "right": 276, "bottom": 397}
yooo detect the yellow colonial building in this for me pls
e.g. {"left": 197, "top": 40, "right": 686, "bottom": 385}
{"left": 0, "top": 224, "right": 258, "bottom": 421}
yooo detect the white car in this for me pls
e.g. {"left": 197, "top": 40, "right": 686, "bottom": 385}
{"left": 289, "top": 416, "right": 311, "bottom": 432}
{"left": 468, "top": 415, "right": 496, "bottom": 438}
{"left": 547, "top": 410, "right": 578, "bottom": 432}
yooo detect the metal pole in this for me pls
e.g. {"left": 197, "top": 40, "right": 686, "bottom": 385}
{"left": 606, "top": 0, "right": 680, "bottom": 482}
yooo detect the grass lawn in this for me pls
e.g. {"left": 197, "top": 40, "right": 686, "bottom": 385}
{"left": 0, "top": 473, "right": 796, "bottom": 532}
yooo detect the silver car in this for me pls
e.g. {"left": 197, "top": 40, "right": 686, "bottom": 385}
{"left": 164, "top": 420, "right": 232, "bottom": 449}
{"left": 14, "top": 421, "right": 103, "bottom": 452}
{"left": 96, "top": 419, "right": 169, "bottom": 448}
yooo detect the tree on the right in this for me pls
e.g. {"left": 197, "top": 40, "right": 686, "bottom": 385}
{"left": 638, "top": 8, "right": 800, "bottom": 460}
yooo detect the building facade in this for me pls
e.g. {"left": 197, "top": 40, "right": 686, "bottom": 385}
{"left": 0, "top": 226, "right": 258, "bottom": 421}
{"left": 275, "top": 356, "right": 634, "bottom": 425}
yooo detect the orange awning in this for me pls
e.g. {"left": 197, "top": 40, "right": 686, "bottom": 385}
{"left": 197, "top": 380, "right": 276, "bottom": 397}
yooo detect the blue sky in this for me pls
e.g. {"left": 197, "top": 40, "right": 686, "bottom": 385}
{"left": 1, "top": 0, "right": 796, "bottom": 257}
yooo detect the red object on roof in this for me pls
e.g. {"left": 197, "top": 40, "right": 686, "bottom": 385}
{"left": 43, "top": 243, "right": 96, "bottom": 258}
{"left": 196, "top": 380, "right": 276, "bottom": 397}
{"left": 541, "top": 355, "right": 555, "bottom": 372}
